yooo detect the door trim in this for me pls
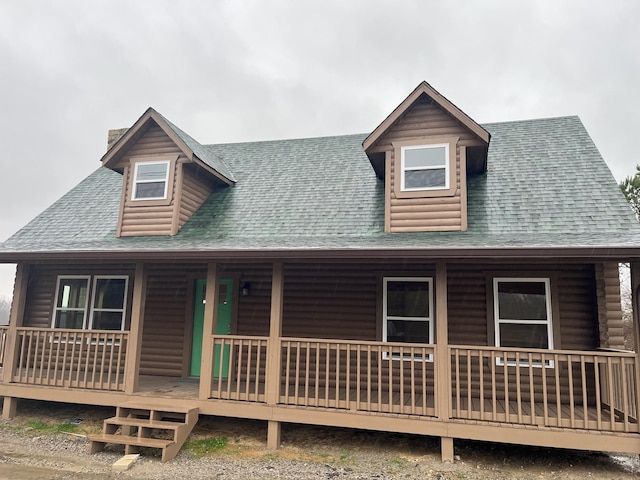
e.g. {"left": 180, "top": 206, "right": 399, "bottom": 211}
{"left": 184, "top": 274, "right": 239, "bottom": 378}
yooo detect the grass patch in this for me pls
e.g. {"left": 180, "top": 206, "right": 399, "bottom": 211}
{"left": 184, "top": 436, "right": 228, "bottom": 458}
{"left": 389, "top": 456, "right": 410, "bottom": 468}
{"left": 24, "top": 419, "right": 79, "bottom": 435}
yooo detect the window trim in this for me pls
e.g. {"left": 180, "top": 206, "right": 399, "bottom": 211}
{"left": 493, "top": 277, "right": 554, "bottom": 368}
{"left": 132, "top": 160, "right": 170, "bottom": 201}
{"left": 51, "top": 275, "right": 129, "bottom": 331}
{"left": 51, "top": 275, "right": 91, "bottom": 329}
{"left": 88, "top": 275, "right": 130, "bottom": 331}
{"left": 382, "top": 276, "right": 434, "bottom": 361}
{"left": 400, "top": 143, "right": 449, "bottom": 192}
{"left": 126, "top": 154, "right": 178, "bottom": 207}
{"left": 392, "top": 136, "right": 458, "bottom": 199}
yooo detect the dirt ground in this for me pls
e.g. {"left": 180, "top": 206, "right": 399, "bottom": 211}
{"left": 0, "top": 399, "right": 638, "bottom": 479}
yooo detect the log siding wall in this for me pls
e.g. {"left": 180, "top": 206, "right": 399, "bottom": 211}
{"left": 141, "top": 263, "right": 272, "bottom": 377}
{"left": 369, "top": 95, "right": 485, "bottom": 233}
{"left": 19, "top": 261, "right": 613, "bottom": 379}
{"left": 23, "top": 264, "right": 135, "bottom": 330}
{"left": 110, "top": 124, "right": 216, "bottom": 237}
{"left": 178, "top": 166, "right": 214, "bottom": 229}
{"left": 115, "top": 125, "right": 184, "bottom": 237}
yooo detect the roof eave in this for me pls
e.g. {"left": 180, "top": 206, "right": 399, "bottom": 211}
{"left": 1, "top": 245, "right": 639, "bottom": 263}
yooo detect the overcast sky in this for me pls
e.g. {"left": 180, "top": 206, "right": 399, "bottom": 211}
{"left": 0, "top": 0, "right": 638, "bottom": 299}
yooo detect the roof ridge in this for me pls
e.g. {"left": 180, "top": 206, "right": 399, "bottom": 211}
{"left": 204, "top": 132, "right": 368, "bottom": 149}
{"left": 481, "top": 115, "right": 580, "bottom": 127}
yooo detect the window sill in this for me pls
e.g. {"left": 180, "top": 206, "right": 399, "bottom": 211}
{"left": 383, "top": 352, "right": 433, "bottom": 362}
{"left": 495, "top": 357, "right": 555, "bottom": 369}
{"left": 393, "top": 186, "right": 457, "bottom": 199}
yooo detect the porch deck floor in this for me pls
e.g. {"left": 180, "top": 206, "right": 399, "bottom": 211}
{"left": 133, "top": 376, "right": 638, "bottom": 433}
{"left": 137, "top": 375, "right": 200, "bottom": 399}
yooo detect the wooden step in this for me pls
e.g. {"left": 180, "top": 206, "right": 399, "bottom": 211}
{"left": 88, "top": 433, "right": 173, "bottom": 449}
{"left": 117, "top": 401, "right": 197, "bottom": 413}
{"left": 89, "top": 403, "right": 199, "bottom": 462}
{"left": 105, "top": 417, "right": 183, "bottom": 430}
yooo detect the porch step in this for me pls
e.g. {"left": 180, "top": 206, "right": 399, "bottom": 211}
{"left": 88, "top": 402, "right": 199, "bottom": 462}
{"left": 89, "top": 433, "right": 173, "bottom": 449}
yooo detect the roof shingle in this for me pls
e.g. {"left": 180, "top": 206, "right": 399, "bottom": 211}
{"left": 1, "top": 116, "right": 638, "bottom": 256}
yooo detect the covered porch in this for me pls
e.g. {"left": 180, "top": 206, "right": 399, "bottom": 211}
{"left": 1, "top": 258, "right": 640, "bottom": 460}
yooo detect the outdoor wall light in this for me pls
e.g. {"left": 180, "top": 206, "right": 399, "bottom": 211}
{"left": 241, "top": 282, "right": 251, "bottom": 297}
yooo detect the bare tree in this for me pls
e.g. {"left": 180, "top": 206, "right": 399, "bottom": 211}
{"left": 619, "top": 264, "right": 635, "bottom": 350}
{"left": 0, "top": 295, "right": 10, "bottom": 326}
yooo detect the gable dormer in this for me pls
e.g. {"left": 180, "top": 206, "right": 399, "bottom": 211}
{"left": 363, "top": 82, "right": 490, "bottom": 233}
{"left": 101, "top": 108, "right": 235, "bottom": 237}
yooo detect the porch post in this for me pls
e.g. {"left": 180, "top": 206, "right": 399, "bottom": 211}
{"left": 266, "top": 261, "right": 284, "bottom": 449}
{"left": 435, "top": 261, "right": 453, "bottom": 462}
{"left": 199, "top": 262, "right": 219, "bottom": 400}
{"left": 631, "top": 262, "right": 640, "bottom": 418}
{"left": 124, "top": 263, "right": 147, "bottom": 395}
{"left": 2, "top": 263, "right": 29, "bottom": 419}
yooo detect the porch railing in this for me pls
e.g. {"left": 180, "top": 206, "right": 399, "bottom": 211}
{"left": 450, "top": 345, "right": 639, "bottom": 433}
{"left": 279, "top": 338, "right": 436, "bottom": 416}
{"left": 12, "top": 327, "right": 128, "bottom": 391}
{"left": 209, "top": 335, "right": 268, "bottom": 402}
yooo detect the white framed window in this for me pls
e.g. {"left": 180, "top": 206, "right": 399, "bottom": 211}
{"left": 493, "top": 278, "right": 553, "bottom": 367}
{"left": 52, "top": 276, "right": 90, "bottom": 329}
{"left": 383, "top": 277, "right": 433, "bottom": 361}
{"left": 89, "top": 276, "right": 129, "bottom": 331}
{"left": 132, "top": 161, "right": 170, "bottom": 201}
{"left": 400, "top": 144, "right": 449, "bottom": 191}
{"left": 52, "top": 275, "right": 128, "bottom": 330}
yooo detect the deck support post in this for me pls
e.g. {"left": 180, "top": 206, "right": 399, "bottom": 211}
{"left": 435, "top": 262, "right": 450, "bottom": 421}
{"left": 2, "top": 397, "right": 17, "bottom": 420}
{"left": 266, "top": 262, "right": 284, "bottom": 448}
{"left": 440, "top": 436, "right": 454, "bottom": 462}
{"left": 199, "top": 262, "right": 219, "bottom": 400}
{"left": 267, "top": 420, "right": 281, "bottom": 450}
{"left": 2, "top": 263, "right": 30, "bottom": 419}
{"left": 124, "top": 263, "right": 148, "bottom": 395}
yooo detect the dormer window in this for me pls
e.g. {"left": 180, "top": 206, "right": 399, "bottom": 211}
{"left": 132, "top": 161, "right": 170, "bottom": 201}
{"left": 401, "top": 144, "right": 448, "bottom": 191}
{"left": 124, "top": 154, "right": 178, "bottom": 210}
{"left": 392, "top": 136, "right": 458, "bottom": 199}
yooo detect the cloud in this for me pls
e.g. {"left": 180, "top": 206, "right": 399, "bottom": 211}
{"left": 0, "top": 0, "right": 638, "bottom": 297}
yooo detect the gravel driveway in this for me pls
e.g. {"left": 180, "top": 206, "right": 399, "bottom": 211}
{"left": 0, "top": 400, "right": 638, "bottom": 479}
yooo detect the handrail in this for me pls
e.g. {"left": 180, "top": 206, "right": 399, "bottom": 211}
{"left": 279, "top": 338, "right": 436, "bottom": 416}
{"left": 208, "top": 334, "right": 269, "bottom": 402}
{"left": 449, "top": 343, "right": 636, "bottom": 358}
{"left": 11, "top": 327, "right": 128, "bottom": 391}
{"left": 449, "top": 345, "right": 639, "bottom": 433}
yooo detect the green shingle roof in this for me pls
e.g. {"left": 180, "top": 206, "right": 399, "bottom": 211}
{"left": 158, "top": 112, "right": 237, "bottom": 183}
{"left": 1, "top": 115, "right": 639, "bottom": 257}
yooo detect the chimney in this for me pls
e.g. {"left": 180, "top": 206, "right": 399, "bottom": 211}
{"left": 107, "top": 128, "right": 128, "bottom": 150}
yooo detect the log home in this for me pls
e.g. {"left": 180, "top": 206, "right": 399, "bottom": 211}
{"left": 0, "top": 81, "right": 639, "bottom": 461}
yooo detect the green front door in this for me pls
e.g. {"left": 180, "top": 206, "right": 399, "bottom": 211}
{"left": 190, "top": 278, "right": 233, "bottom": 377}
